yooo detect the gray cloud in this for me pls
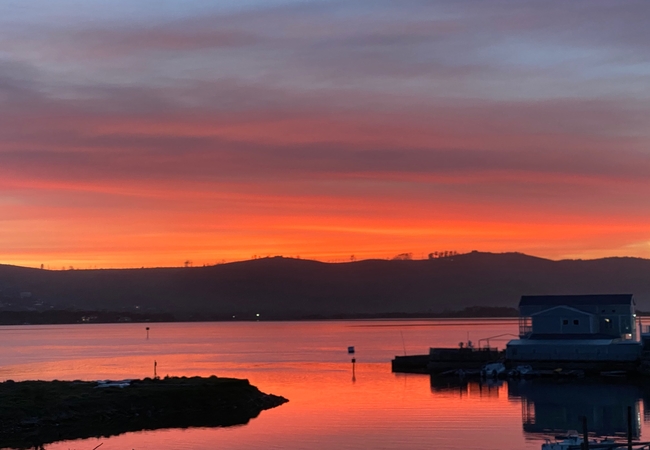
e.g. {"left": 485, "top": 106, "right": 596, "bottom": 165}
{"left": 1, "top": 0, "right": 648, "bottom": 196}
{"left": 66, "top": 27, "right": 262, "bottom": 58}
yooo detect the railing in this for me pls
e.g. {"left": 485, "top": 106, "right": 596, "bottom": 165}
{"left": 477, "top": 333, "right": 520, "bottom": 349}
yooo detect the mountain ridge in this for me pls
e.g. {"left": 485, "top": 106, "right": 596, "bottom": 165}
{"left": 1, "top": 252, "right": 649, "bottom": 317}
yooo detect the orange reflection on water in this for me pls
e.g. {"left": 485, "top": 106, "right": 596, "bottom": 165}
{"left": 40, "top": 367, "right": 523, "bottom": 450}
{"left": 1, "top": 321, "right": 537, "bottom": 450}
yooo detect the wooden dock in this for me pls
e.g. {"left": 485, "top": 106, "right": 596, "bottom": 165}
{"left": 392, "top": 347, "right": 646, "bottom": 377}
{"left": 392, "top": 347, "right": 504, "bottom": 374}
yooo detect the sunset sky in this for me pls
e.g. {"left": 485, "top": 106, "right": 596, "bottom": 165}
{"left": 1, "top": 0, "right": 649, "bottom": 268}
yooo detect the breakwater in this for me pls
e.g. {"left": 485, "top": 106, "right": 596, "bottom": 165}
{"left": 0, "top": 376, "right": 288, "bottom": 449}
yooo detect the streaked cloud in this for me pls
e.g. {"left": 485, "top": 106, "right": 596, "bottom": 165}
{"left": 0, "top": 0, "right": 649, "bottom": 267}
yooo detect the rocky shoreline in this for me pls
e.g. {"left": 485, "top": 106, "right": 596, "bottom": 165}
{"left": 0, "top": 376, "right": 288, "bottom": 449}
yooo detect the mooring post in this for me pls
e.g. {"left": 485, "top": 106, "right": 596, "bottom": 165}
{"left": 582, "top": 415, "right": 589, "bottom": 450}
{"left": 146, "top": 326, "right": 150, "bottom": 340}
{"left": 628, "top": 405, "right": 633, "bottom": 450}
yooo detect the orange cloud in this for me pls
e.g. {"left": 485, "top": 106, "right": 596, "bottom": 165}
{"left": 1, "top": 1, "right": 649, "bottom": 268}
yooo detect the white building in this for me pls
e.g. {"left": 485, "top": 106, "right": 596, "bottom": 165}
{"left": 506, "top": 294, "right": 641, "bottom": 363}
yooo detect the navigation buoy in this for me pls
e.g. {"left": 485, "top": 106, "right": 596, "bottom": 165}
{"left": 347, "top": 346, "right": 357, "bottom": 382}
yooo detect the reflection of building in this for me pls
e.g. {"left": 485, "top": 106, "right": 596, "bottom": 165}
{"left": 639, "top": 384, "right": 650, "bottom": 422}
{"left": 509, "top": 380, "right": 641, "bottom": 438}
{"left": 507, "top": 295, "right": 641, "bottom": 367}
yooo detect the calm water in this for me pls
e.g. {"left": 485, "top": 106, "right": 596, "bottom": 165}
{"left": 0, "top": 319, "right": 647, "bottom": 450}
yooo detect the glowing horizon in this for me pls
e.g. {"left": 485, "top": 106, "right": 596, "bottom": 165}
{"left": 1, "top": 0, "right": 649, "bottom": 269}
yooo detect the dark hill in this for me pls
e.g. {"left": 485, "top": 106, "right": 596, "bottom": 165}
{"left": 1, "top": 252, "right": 649, "bottom": 318}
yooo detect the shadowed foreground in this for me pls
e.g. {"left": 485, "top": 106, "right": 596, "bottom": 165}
{"left": 0, "top": 376, "right": 288, "bottom": 449}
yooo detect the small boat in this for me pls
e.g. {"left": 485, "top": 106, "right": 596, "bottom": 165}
{"left": 600, "top": 370, "right": 628, "bottom": 378}
{"left": 508, "top": 364, "right": 535, "bottom": 378}
{"left": 480, "top": 362, "right": 506, "bottom": 378}
{"left": 541, "top": 431, "right": 618, "bottom": 450}
{"left": 438, "top": 368, "right": 481, "bottom": 378}
{"left": 542, "top": 432, "right": 583, "bottom": 450}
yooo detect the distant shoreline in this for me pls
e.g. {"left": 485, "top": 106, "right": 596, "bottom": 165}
{"left": 3, "top": 305, "right": 650, "bottom": 326}
{"left": 0, "top": 306, "right": 521, "bottom": 325}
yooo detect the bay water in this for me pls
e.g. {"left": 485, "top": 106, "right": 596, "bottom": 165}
{"left": 0, "top": 319, "right": 646, "bottom": 450}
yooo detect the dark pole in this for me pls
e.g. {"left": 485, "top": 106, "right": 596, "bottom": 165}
{"left": 628, "top": 405, "right": 633, "bottom": 450}
{"left": 582, "top": 415, "right": 589, "bottom": 450}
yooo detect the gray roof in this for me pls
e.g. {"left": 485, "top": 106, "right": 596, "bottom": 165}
{"left": 519, "top": 294, "right": 634, "bottom": 307}
{"left": 526, "top": 333, "right": 621, "bottom": 340}
{"left": 530, "top": 305, "right": 593, "bottom": 316}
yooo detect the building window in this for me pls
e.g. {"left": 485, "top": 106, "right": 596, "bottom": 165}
{"left": 573, "top": 319, "right": 580, "bottom": 325}
{"left": 562, "top": 319, "right": 568, "bottom": 325}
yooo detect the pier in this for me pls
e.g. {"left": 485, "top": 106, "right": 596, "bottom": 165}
{"left": 393, "top": 294, "right": 650, "bottom": 378}
{"left": 392, "top": 346, "right": 504, "bottom": 374}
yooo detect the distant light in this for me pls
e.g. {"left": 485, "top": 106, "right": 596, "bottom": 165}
{"left": 256, "top": 313, "right": 260, "bottom": 317}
